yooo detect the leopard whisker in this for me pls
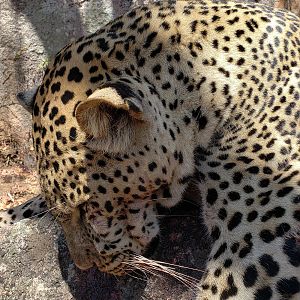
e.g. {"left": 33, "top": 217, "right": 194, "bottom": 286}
{"left": 150, "top": 259, "right": 204, "bottom": 273}
{"left": 155, "top": 214, "right": 197, "bottom": 218}
{"left": 124, "top": 263, "right": 150, "bottom": 281}
{"left": 124, "top": 255, "right": 200, "bottom": 291}
{"left": 129, "top": 268, "right": 149, "bottom": 281}
{"left": 132, "top": 254, "right": 201, "bottom": 279}
{"left": 134, "top": 263, "right": 198, "bottom": 291}
{"left": 123, "top": 261, "right": 168, "bottom": 280}
{"left": 127, "top": 271, "right": 148, "bottom": 282}
{"left": 181, "top": 199, "right": 200, "bottom": 207}
{"left": 28, "top": 205, "right": 56, "bottom": 220}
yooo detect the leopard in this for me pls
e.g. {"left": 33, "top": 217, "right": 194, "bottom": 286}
{"left": 1, "top": 1, "right": 299, "bottom": 299}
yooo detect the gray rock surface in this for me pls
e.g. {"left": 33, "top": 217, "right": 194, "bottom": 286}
{"left": 0, "top": 199, "right": 210, "bottom": 300}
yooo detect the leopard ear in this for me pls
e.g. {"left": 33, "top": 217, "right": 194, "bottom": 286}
{"left": 16, "top": 86, "right": 38, "bottom": 113}
{"left": 75, "top": 82, "right": 143, "bottom": 153}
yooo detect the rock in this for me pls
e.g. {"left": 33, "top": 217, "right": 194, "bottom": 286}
{"left": 0, "top": 200, "right": 210, "bottom": 300}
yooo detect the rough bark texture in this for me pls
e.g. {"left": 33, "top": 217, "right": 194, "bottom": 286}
{"left": 0, "top": 0, "right": 299, "bottom": 299}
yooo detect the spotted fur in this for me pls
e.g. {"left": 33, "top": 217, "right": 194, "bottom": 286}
{"left": 2, "top": 1, "right": 300, "bottom": 299}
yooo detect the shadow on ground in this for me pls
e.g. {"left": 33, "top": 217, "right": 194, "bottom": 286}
{"left": 56, "top": 188, "right": 210, "bottom": 300}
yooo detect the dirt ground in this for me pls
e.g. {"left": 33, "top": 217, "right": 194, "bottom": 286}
{"left": 0, "top": 119, "right": 40, "bottom": 210}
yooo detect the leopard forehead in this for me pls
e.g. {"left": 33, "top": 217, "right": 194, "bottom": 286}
{"left": 26, "top": 1, "right": 300, "bottom": 294}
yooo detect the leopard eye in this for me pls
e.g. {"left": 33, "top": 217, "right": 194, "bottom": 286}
{"left": 83, "top": 209, "right": 109, "bottom": 234}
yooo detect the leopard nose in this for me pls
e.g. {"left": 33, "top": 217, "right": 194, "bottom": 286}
{"left": 73, "top": 259, "right": 94, "bottom": 270}
{"left": 143, "top": 235, "right": 160, "bottom": 258}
